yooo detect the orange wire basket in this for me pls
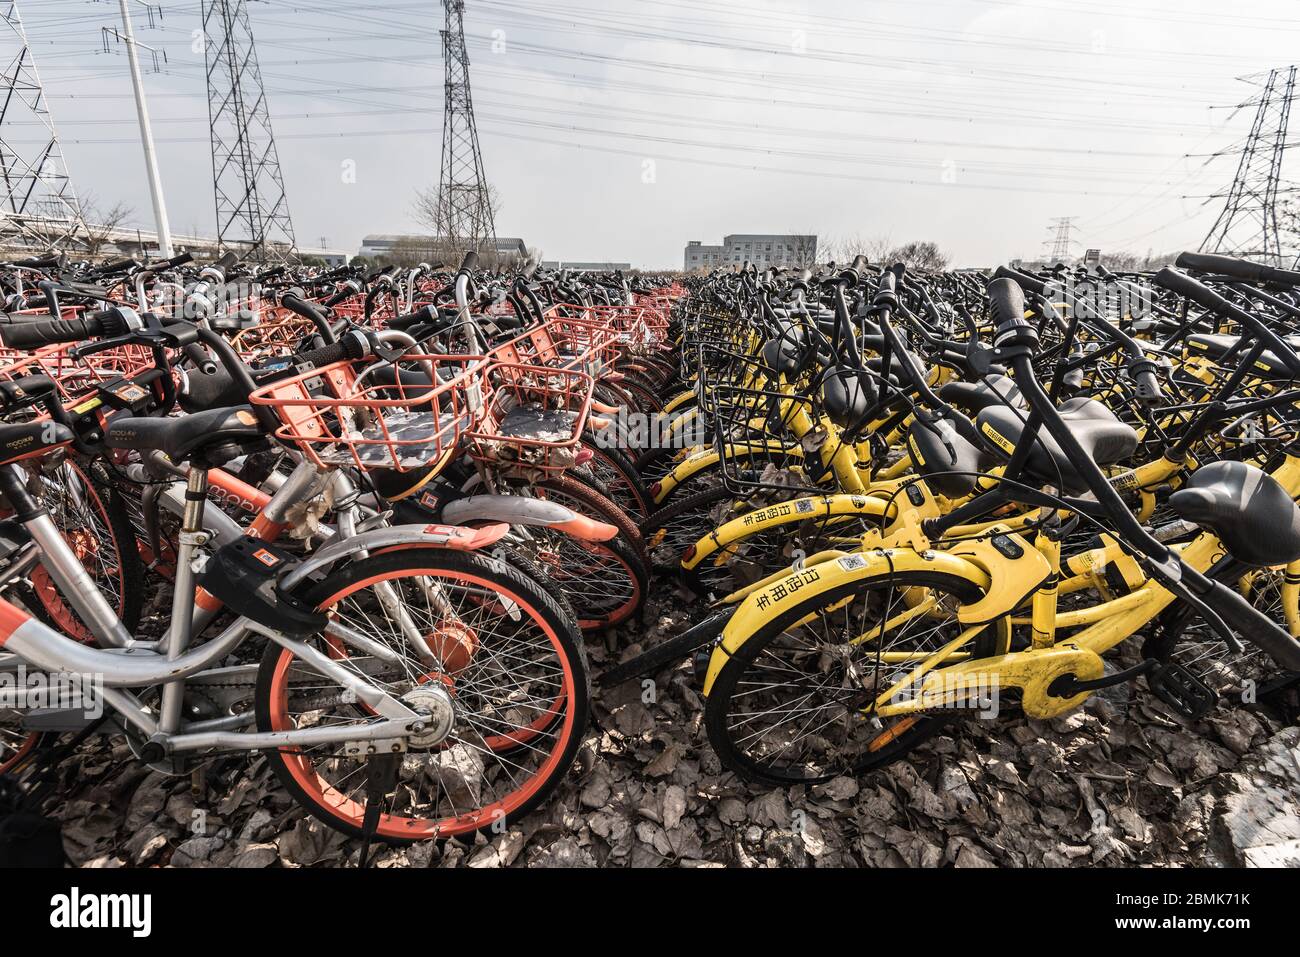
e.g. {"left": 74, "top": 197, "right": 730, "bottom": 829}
{"left": 0, "top": 341, "right": 159, "bottom": 402}
{"left": 248, "top": 354, "right": 486, "bottom": 473}
{"left": 229, "top": 309, "right": 320, "bottom": 362}
{"left": 467, "top": 362, "right": 595, "bottom": 476}
{"left": 489, "top": 316, "right": 619, "bottom": 376}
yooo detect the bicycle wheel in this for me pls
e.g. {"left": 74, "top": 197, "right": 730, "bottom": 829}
{"left": 23, "top": 459, "right": 143, "bottom": 644}
{"left": 256, "top": 548, "right": 589, "bottom": 844}
{"left": 641, "top": 485, "right": 734, "bottom": 573}
{"left": 578, "top": 435, "right": 653, "bottom": 521}
{"left": 0, "top": 711, "right": 39, "bottom": 775}
{"left": 1144, "top": 564, "right": 1299, "bottom": 699}
{"left": 539, "top": 473, "right": 647, "bottom": 562}
{"left": 530, "top": 476, "right": 649, "bottom": 630}
{"left": 705, "top": 570, "right": 1008, "bottom": 785}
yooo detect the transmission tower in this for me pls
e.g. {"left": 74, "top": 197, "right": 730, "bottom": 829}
{"left": 201, "top": 0, "right": 296, "bottom": 263}
{"left": 437, "top": 0, "right": 497, "bottom": 256}
{"left": 1201, "top": 66, "right": 1296, "bottom": 267}
{"left": 1044, "top": 217, "right": 1077, "bottom": 262}
{"left": 0, "top": 0, "right": 86, "bottom": 251}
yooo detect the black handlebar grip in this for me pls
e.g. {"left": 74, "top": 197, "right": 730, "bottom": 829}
{"left": 154, "top": 252, "right": 194, "bottom": 271}
{"left": 986, "top": 277, "right": 1031, "bottom": 336}
{"left": 292, "top": 329, "right": 371, "bottom": 369}
{"left": 459, "top": 251, "right": 479, "bottom": 273}
{"left": 0, "top": 310, "right": 121, "bottom": 350}
{"left": 280, "top": 290, "right": 328, "bottom": 323}
{"left": 1175, "top": 251, "right": 1300, "bottom": 287}
{"left": 1127, "top": 358, "right": 1163, "bottom": 404}
{"left": 13, "top": 253, "right": 61, "bottom": 269}
{"left": 323, "top": 282, "right": 360, "bottom": 308}
{"left": 992, "top": 265, "right": 1048, "bottom": 296}
{"left": 290, "top": 341, "right": 349, "bottom": 369}
{"left": 93, "top": 258, "right": 138, "bottom": 277}
{"left": 520, "top": 260, "right": 538, "bottom": 282}
{"left": 212, "top": 252, "right": 238, "bottom": 273}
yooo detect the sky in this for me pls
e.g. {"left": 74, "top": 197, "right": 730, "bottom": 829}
{"left": 12, "top": 0, "right": 1300, "bottom": 268}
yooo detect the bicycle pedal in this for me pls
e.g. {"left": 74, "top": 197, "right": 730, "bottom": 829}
{"left": 1147, "top": 662, "right": 1217, "bottom": 720}
{"left": 196, "top": 537, "right": 328, "bottom": 636}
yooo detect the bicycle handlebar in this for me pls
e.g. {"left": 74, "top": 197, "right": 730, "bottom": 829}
{"left": 1154, "top": 267, "right": 1300, "bottom": 377}
{"left": 992, "top": 265, "right": 1048, "bottom": 296}
{"left": 0, "top": 308, "right": 136, "bottom": 350}
{"left": 1175, "top": 251, "right": 1300, "bottom": 287}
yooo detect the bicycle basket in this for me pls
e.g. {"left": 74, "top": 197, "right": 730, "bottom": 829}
{"left": 467, "top": 362, "right": 595, "bottom": 476}
{"left": 709, "top": 379, "right": 825, "bottom": 496}
{"left": 248, "top": 354, "right": 485, "bottom": 473}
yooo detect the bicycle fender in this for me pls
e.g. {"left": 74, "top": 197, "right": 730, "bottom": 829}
{"left": 278, "top": 523, "right": 510, "bottom": 590}
{"left": 442, "top": 494, "right": 618, "bottom": 542}
{"left": 653, "top": 440, "right": 804, "bottom": 503}
{"left": 661, "top": 389, "right": 696, "bottom": 416}
{"left": 701, "top": 548, "right": 989, "bottom": 696}
{"left": 684, "top": 494, "right": 892, "bottom": 571}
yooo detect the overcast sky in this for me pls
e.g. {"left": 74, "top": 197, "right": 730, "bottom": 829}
{"left": 14, "top": 0, "right": 1300, "bottom": 268}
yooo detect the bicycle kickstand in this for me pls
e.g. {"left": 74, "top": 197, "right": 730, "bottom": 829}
{"left": 355, "top": 752, "right": 402, "bottom": 869}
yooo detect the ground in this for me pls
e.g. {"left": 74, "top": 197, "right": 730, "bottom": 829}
{"left": 45, "top": 588, "right": 1300, "bottom": 869}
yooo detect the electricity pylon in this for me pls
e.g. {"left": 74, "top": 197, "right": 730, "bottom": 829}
{"left": 202, "top": 0, "right": 296, "bottom": 263}
{"left": 0, "top": 0, "right": 86, "bottom": 251}
{"left": 1044, "top": 217, "right": 1077, "bottom": 263}
{"left": 1201, "top": 66, "right": 1296, "bottom": 267}
{"left": 437, "top": 0, "right": 497, "bottom": 257}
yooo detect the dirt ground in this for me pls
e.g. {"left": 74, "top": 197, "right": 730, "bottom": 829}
{"left": 45, "top": 584, "right": 1300, "bottom": 869}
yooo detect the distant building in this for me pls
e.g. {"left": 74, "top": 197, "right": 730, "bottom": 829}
{"left": 301, "top": 248, "right": 351, "bottom": 267}
{"left": 358, "top": 234, "right": 528, "bottom": 261}
{"left": 542, "top": 260, "right": 632, "bottom": 272}
{"left": 684, "top": 234, "right": 817, "bottom": 271}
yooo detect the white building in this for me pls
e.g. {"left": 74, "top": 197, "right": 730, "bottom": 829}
{"left": 684, "top": 234, "right": 817, "bottom": 271}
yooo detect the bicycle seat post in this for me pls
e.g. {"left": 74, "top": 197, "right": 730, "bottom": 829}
{"left": 158, "top": 466, "right": 211, "bottom": 735}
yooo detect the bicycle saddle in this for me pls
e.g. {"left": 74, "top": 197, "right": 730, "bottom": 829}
{"left": 976, "top": 396, "right": 1138, "bottom": 495}
{"left": 105, "top": 406, "right": 266, "bottom": 467}
{"left": 940, "top": 374, "right": 1026, "bottom": 414}
{"left": 761, "top": 328, "right": 806, "bottom": 376}
{"left": 820, "top": 366, "right": 875, "bottom": 428}
{"left": 1168, "top": 460, "right": 1300, "bottom": 567}
{"left": 907, "top": 412, "right": 994, "bottom": 499}
{"left": 0, "top": 420, "right": 74, "bottom": 466}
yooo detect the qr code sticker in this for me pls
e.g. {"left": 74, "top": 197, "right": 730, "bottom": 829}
{"left": 838, "top": 554, "right": 868, "bottom": 571}
{"left": 795, "top": 499, "right": 815, "bottom": 514}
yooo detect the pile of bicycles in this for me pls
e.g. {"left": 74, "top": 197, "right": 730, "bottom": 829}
{"left": 1, "top": 241, "right": 1298, "bottom": 854}
{"left": 0, "top": 248, "right": 678, "bottom": 851}
{"left": 618, "top": 251, "right": 1300, "bottom": 785}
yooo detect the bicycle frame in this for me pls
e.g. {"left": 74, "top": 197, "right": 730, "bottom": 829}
{"left": 0, "top": 458, "right": 450, "bottom": 757}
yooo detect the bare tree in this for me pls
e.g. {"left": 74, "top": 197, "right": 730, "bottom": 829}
{"left": 411, "top": 182, "right": 503, "bottom": 261}
{"left": 886, "top": 240, "right": 949, "bottom": 271}
{"left": 1097, "top": 249, "right": 1177, "bottom": 272}
{"left": 822, "top": 232, "right": 893, "bottom": 266}
{"left": 79, "top": 194, "right": 134, "bottom": 260}
{"left": 783, "top": 232, "right": 820, "bottom": 268}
